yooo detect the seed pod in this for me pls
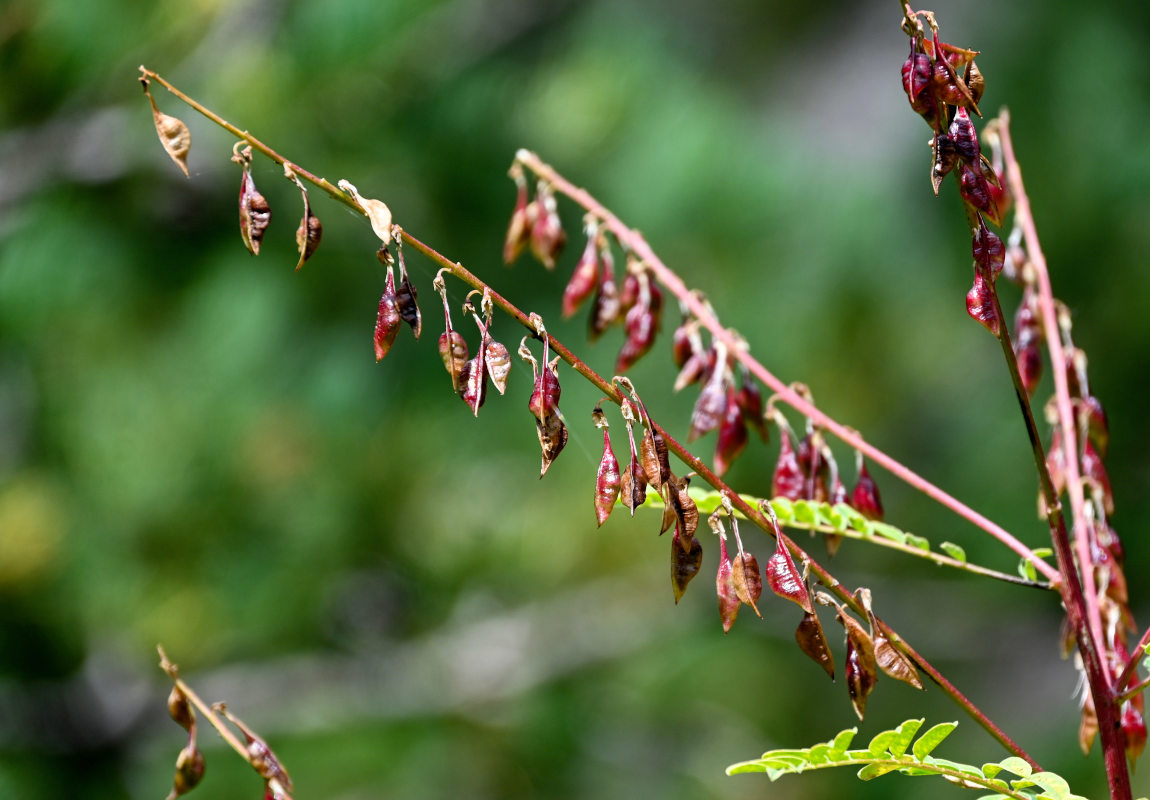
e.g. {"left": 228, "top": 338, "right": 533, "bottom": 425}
{"left": 958, "top": 162, "right": 995, "bottom": 217}
{"left": 393, "top": 244, "right": 422, "bottom": 339}
{"left": 483, "top": 339, "right": 511, "bottom": 395}
{"left": 735, "top": 369, "right": 768, "bottom": 442}
{"left": 588, "top": 237, "right": 621, "bottom": 340}
{"left": 868, "top": 614, "right": 922, "bottom": 689}
{"left": 167, "top": 745, "right": 205, "bottom": 799}
{"left": 688, "top": 360, "right": 727, "bottom": 442}
{"left": 615, "top": 272, "right": 662, "bottom": 372}
{"left": 673, "top": 348, "right": 711, "bottom": 392}
{"left": 503, "top": 165, "right": 532, "bottom": 264}
{"left": 1082, "top": 439, "right": 1114, "bottom": 515}
{"left": 930, "top": 132, "right": 958, "bottom": 195}
{"left": 825, "top": 476, "right": 848, "bottom": 557}
{"left": 535, "top": 414, "right": 568, "bottom": 478}
{"left": 964, "top": 60, "right": 985, "bottom": 105}
{"left": 619, "top": 403, "right": 647, "bottom": 515}
{"left": 673, "top": 477, "right": 699, "bottom": 543}
{"left": 971, "top": 218, "right": 1004, "bottom": 278}
{"left": 948, "top": 106, "right": 980, "bottom": 163}
{"left": 850, "top": 457, "right": 883, "bottom": 521}
{"left": 142, "top": 79, "right": 191, "bottom": 177}
{"left": 619, "top": 268, "right": 641, "bottom": 316}
{"left": 1122, "top": 702, "right": 1147, "bottom": 767}
{"left": 715, "top": 532, "right": 740, "bottom": 633}
{"left": 529, "top": 181, "right": 565, "bottom": 269}
{"left": 528, "top": 356, "right": 561, "bottom": 425}
{"left": 459, "top": 356, "right": 487, "bottom": 415}
{"left": 795, "top": 433, "right": 828, "bottom": 501}
{"left": 1082, "top": 395, "right": 1109, "bottom": 457}
{"left": 671, "top": 528, "right": 704, "bottom": 604}
{"left": 215, "top": 705, "right": 293, "bottom": 793}
{"left": 373, "top": 253, "right": 401, "bottom": 362}
{"left": 1079, "top": 692, "right": 1099, "bottom": 755}
{"left": 593, "top": 414, "right": 620, "bottom": 527}
{"left": 731, "top": 552, "right": 762, "bottom": 617}
{"left": 714, "top": 386, "right": 748, "bottom": 477}
{"left": 433, "top": 274, "right": 469, "bottom": 390}
{"left": 765, "top": 536, "right": 813, "bottom": 613}
{"left": 772, "top": 427, "right": 805, "bottom": 501}
{"left": 168, "top": 686, "right": 195, "bottom": 731}
{"left": 796, "top": 611, "right": 835, "bottom": 681}
{"left": 900, "top": 49, "right": 932, "bottom": 103}
{"left": 285, "top": 167, "right": 323, "bottom": 271}
{"left": 234, "top": 147, "right": 272, "bottom": 256}
{"left": 671, "top": 319, "right": 694, "bottom": 369}
{"left": 838, "top": 610, "right": 878, "bottom": 721}
{"left": 561, "top": 222, "right": 600, "bottom": 318}
{"left": 339, "top": 180, "right": 392, "bottom": 246}
{"left": 965, "top": 270, "right": 999, "bottom": 335}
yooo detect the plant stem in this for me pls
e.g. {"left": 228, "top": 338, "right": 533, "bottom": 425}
{"left": 157, "top": 645, "right": 254, "bottom": 767}
{"left": 514, "top": 149, "right": 1061, "bottom": 587}
{"left": 1116, "top": 676, "right": 1150, "bottom": 706}
{"left": 1116, "top": 626, "right": 1150, "bottom": 697}
{"left": 139, "top": 68, "right": 1040, "bottom": 767}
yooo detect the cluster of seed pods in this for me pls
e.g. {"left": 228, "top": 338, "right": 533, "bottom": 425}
{"left": 902, "top": 12, "right": 1143, "bottom": 766}
{"left": 504, "top": 171, "right": 664, "bottom": 376}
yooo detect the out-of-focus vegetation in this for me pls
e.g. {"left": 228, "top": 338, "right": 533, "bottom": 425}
{"left": 1, "top": 1, "right": 1148, "bottom": 798}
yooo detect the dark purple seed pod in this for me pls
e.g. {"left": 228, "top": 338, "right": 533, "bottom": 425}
{"left": 671, "top": 528, "right": 703, "bottom": 604}
{"left": 373, "top": 256, "right": 401, "bottom": 362}
{"left": 839, "top": 610, "right": 877, "bottom": 721}
{"left": 713, "top": 386, "right": 747, "bottom": 477}
{"left": 772, "top": 428, "right": 804, "bottom": 501}
{"left": 850, "top": 458, "right": 883, "bottom": 521}
{"left": 971, "top": 218, "right": 1005, "bottom": 278}
{"left": 959, "top": 163, "right": 994, "bottom": 217}
{"left": 965, "top": 270, "right": 999, "bottom": 335}
{"left": 562, "top": 226, "right": 600, "bottom": 318}
{"left": 948, "top": 106, "right": 980, "bottom": 162}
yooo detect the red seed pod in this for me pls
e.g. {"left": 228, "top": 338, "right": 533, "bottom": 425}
{"left": 588, "top": 239, "right": 620, "bottom": 340}
{"left": 850, "top": 457, "right": 883, "bottom": 522}
{"left": 438, "top": 331, "right": 469, "bottom": 390}
{"left": 615, "top": 274, "right": 662, "bottom": 373}
{"left": 484, "top": 339, "right": 511, "bottom": 395}
{"left": 528, "top": 357, "right": 561, "bottom": 425}
{"left": 971, "top": 218, "right": 1005, "bottom": 278}
{"left": 796, "top": 611, "right": 835, "bottom": 681}
{"left": 673, "top": 347, "right": 712, "bottom": 392}
{"left": 373, "top": 255, "right": 401, "bottom": 362}
{"left": 671, "top": 317, "right": 695, "bottom": 369}
{"left": 503, "top": 167, "right": 532, "bottom": 264}
{"left": 839, "top": 610, "right": 878, "bottom": 721}
{"left": 459, "top": 355, "right": 487, "bottom": 415}
{"left": 965, "top": 270, "right": 1000, "bottom": 335}
{"left": 765, "top": 536, "right": 813, "bottom": 613}
{"left": 593, "top": 423, "right": 620, "bottom": 527}
{"left": 1081, "top": 395, "right": 1109, "bottom": 457}
{"left": 713, "top": 386, "right": 748, "bottom": 477}
{"left": 529, "top": 181, "right": 565, "bottom": 269}
{"left": 900, "top": 48, "right": 932, "bottom": 103}
{"left": 959, "top": 163, "right": 995, "bottom": 218}
{"left": 619, "top": 268, "right": 641, "bottom": 316}
{"left": 671, "top": 528, "right": 704, "bottom": 604}
{"left": 1082, "top": 439, "right": 1114, "bottom": 515}
{"left": 715, "top": 534, "right": 740, "bottom": 633}
{"left": 948, "top": 106, "right": 980, "bottom": 163}
{"left": 232, "top": 146, "right": 271, "bottom": 256}
{"left": 735, "top": 369, "right": 768, "bottom": 442}
{"left": 1122, "top": 703, "right": 1147, "bottom": 767}
{"left": 561, "top": 223, "right": 600, "bottom": 318}
{"left": 772, "top": 427, "right": 805, "bottom": 501}
{"left": 1014, "top": 340, "right": 1043, "bottom": 397}
{"left": 796, "top": 433, "right": 829, "bottom": 502}
{"left": 688, "top": 358, "right": 727, "bottom": 442}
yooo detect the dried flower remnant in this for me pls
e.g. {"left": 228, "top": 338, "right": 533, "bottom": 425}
{"left": 796, "top": 611, "right": 835, "bottom": 681}
{"left": 338, "top": 180, "right": 393, "bottom": 246}
{"left": 141, "top": 75, "right": 191, "bottom": 177}
{"left": 433, "top": 271, "right": 469, "bottom": 390}
{"left": 232, "top": 145, "right": 272, "bottom": 256}
{"left": 529, "top": 181, "right": 565, "bottom": 268}
{"left": 503, "top": 163, "right": 533, "bottom": 264}
{"left": 592, "top": 405, "right": 621, "bottom": 526}
{"left": 671, "top": 528, "right": 704, "bottom": 603}
{"left": 373, "top": 247, "right": 402, "bottom": 362}
{"left": 285, "top": 165, "right": 322, "bottom": 270}
{"left": 562, "top": 217, "right": 601, "bottom": 318}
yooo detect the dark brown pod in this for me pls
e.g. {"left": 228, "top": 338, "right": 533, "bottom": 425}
{"left": 535, "top": 414, "right": 568, "bottom": 478}
{"left": 167, "top": 687, "right": 194, "bottom": 731}
{"left": 716, "top": 535, "right": 740, "bottom": 633}
{"left": 373, "top": 259, "right": 401, "bottom": 362}
{"left": 796, "top": 611, "right": 835, "bottom": 681}
{"left": 673, "top": 477, "right": 699, "bottom": 543}
{"left": 931, "top": 132, "right": 958, "bottom": 195}
{"left": 671, "top": 528, "right": 704, "bottom": 604}
{"left": 395, "top": 273, "right": 422, "bottom": 339}
{"left": 839, "top": 611, "right": 878, "bottom": 721}
{"left": 621, "top": 458, "right": 647, "bottom": 515}
{"left": 765, "top": 536, "right": 813, "bottom": 613}
{"left": 731, "top": 552, "right": 763, "bottom": 617}
{"left": 168, "top": 745, "right": 205, "bottom": 799}
{"left": 237, "top": 156, "right": 271, "bottom": 256}
{"left": 964, "top": 60, "right": 985, "bottom": 105}
{"left": 594, "top": 428, "right": 621, "bottom": 526}
{"left": 294, "top": 212, "right": 323, "bottom": 271}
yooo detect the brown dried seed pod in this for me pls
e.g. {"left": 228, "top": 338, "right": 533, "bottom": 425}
{"left": 166, "top": 745, "right": 205, "bottom": 799}
{"left": 484, "top": 339, "right": 511, "bottom": 395}
{"left": 438, "top": 331, "right": 468, "bottom": 390}
{"left": 536, "top": 414, "right": 568, "bottom": 477}
{"left": 795, "top": 611, "right": 835, "bottom": 681}
{"left": 715, "top": 534, "right": 740, "bottom": 633}
{"left": 234, "top": 147, "right": 272, "bottom": 256}
{"left": 295, "top": 212, "right": 323, "bottom": 270}
{"left": 459, "top": 354, "right": 487, "bottom": 415}
{"left": 838, "top": 610, "right": 878, "bottom": 721}
{"left": 730, "top": 552, "right": 762, "bottom": 617}
{"left": 671, "top": 529, "right": 703, "bottom": 604}
{"left": 142, "top": 80, "right": 191, "bottom": 177}
{"left": 167, "top": 686, "right": 194, "bottom": 731}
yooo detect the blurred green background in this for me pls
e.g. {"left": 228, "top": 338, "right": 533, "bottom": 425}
{"left": 1, "top": 0, "right": 1149, "bottom": 798}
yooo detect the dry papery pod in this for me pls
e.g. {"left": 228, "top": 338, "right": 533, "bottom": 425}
{"left": 669, "top": 475, "right": 699, "bottom": 543}
{"left": 717, "top": 504, "right": 762, "bottom": 617}
{"left": 535, "top": 412, "right": 568, "bottom": 478}
{"left": 858, "top": 588, "right": 922, "bottom": 690}
{"left": 592, "top": 405, "right": 621, "bottom": 526}
{"left": 373, "top": 247, "right": 402, "bottom": 362}
{"left": 713, "top": 520, "right": 741, "bottom": 633}
{"left": 503, "top": 163, "right": 533, "bottom": 264}
{"left": 338, "top": 179, "right": 393, "bottom": 247}
{"left": 166, "top": 744, "right": 205, "bottom": 800}
{"left": 468, "top": 291, "right": 509, "bottom": 395}
{"left": 588, "top": 234, "right": 620, "bottom": 341}
{"left": 688, "top": 348, "right": 728, "bottom": 442}
{"left": 520, "top": 330, "right": 566, "bottom": 476}
{"left": 795, "top": 610, "right": 835, "bottom": 681}
{"left": 837, "top": 607, "right": 878, "bottom": 721}
{"left": 432, "top": 272, "right": 469, "bottom": 390}
{"left": 530, "top": 181, "right": 565, "bottom": 269}
{"left": 284, "top": 165, "right": 322, "bottom": 271}
{"left": 393, "top": 233, "right": 422, "bottom": 339}
{"left": 141, "top": 77, "right": 191, "bottom": 177}
{"left": 215, "top": 703, "right": 294, "bottom": 792}
{"left": 618, "top": 399, "right": 647, "bottom": 515}
{"left": 233, "top": 145, "right": 272, "bottom": 256}
{"left": 671, "top": 527, "right": 704, "bottom": 604}
{"left": 167, "top": 686, "right": 195, "bottom": 731}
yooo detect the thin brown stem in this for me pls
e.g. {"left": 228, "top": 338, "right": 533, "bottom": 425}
{"left": 515, "top": 149, "right": 1061, "bottom": 587}
{"left": 140, "top": 69, "right": 1039, "bottom": 767}
{"left": 157, "top": 645, "right": 254, "bottom": 767}
{"left": 1116, "top": 626, "right": 1150, "bottom": 696}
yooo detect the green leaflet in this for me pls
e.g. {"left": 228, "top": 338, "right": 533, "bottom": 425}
{"left": 726, "top": 720, "right": 1088, "bottom": 800}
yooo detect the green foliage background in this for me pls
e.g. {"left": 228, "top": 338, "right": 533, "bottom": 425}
{"left": 1, "top": 0, "right": 1148, "bottom": 798}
